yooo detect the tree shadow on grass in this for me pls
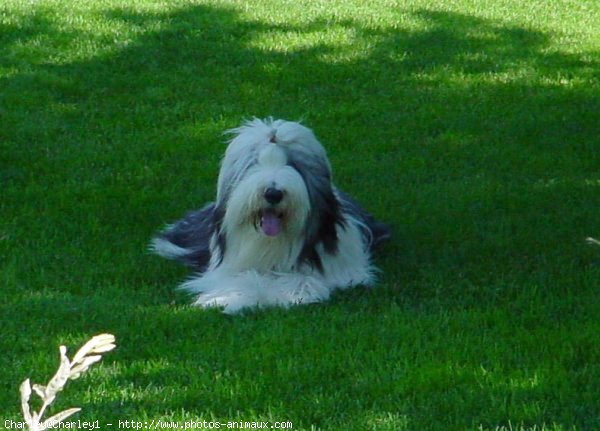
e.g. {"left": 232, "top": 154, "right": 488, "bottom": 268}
{"left": 1, "top": 3, "right": 599, "bottom": 429}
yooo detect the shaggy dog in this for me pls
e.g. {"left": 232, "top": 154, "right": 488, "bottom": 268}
{"left": 152, "top": 118, "right": 390, "bottom": 313}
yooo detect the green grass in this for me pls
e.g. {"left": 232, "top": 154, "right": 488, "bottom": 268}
{"left": 1, "top": 0, "right": 599, "bottom": 429}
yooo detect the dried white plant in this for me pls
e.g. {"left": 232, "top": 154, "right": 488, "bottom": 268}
{"left": 20, "top": 333, "right": 116, "bottom": 431}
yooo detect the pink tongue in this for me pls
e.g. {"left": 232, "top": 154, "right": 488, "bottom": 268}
{"left": 261, "top": 212, "right": 282, "bottom": 236}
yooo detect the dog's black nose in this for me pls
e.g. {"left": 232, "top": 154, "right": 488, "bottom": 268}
{"left": 264, "top": 187, "right": 284, "bottom": 204}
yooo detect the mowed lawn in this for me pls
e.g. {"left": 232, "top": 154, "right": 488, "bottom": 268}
{"left": 1, "top": 0, "right": 599, "bottom": 430}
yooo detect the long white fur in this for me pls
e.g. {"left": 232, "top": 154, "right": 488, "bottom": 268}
{"left": 178, "top": 119, "right": 377, "bottom": 313}
{"left": 182, "top": 219, "right": 375, "bottom": 313}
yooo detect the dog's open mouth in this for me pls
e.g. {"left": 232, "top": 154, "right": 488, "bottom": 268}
{"left": 259, "top": 209, "right": 284, "bottom": 237}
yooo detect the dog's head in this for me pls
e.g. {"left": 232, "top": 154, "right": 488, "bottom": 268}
{"left": 215, "top": 119, "right": 342, "bottom": 268}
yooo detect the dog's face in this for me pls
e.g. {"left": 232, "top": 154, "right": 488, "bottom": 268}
{"left": 222, "top": 143, "right": 311, "bottom": 239}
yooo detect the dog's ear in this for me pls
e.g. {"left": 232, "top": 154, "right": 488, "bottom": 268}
{"left": 287, "top": 155, "right": 343, "bottom": 273}
{"left": 296, "top": 184, "right": 342, "bottom": 272}
{"left": 316, "top": 187, "right": 341, "bottom": 254}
